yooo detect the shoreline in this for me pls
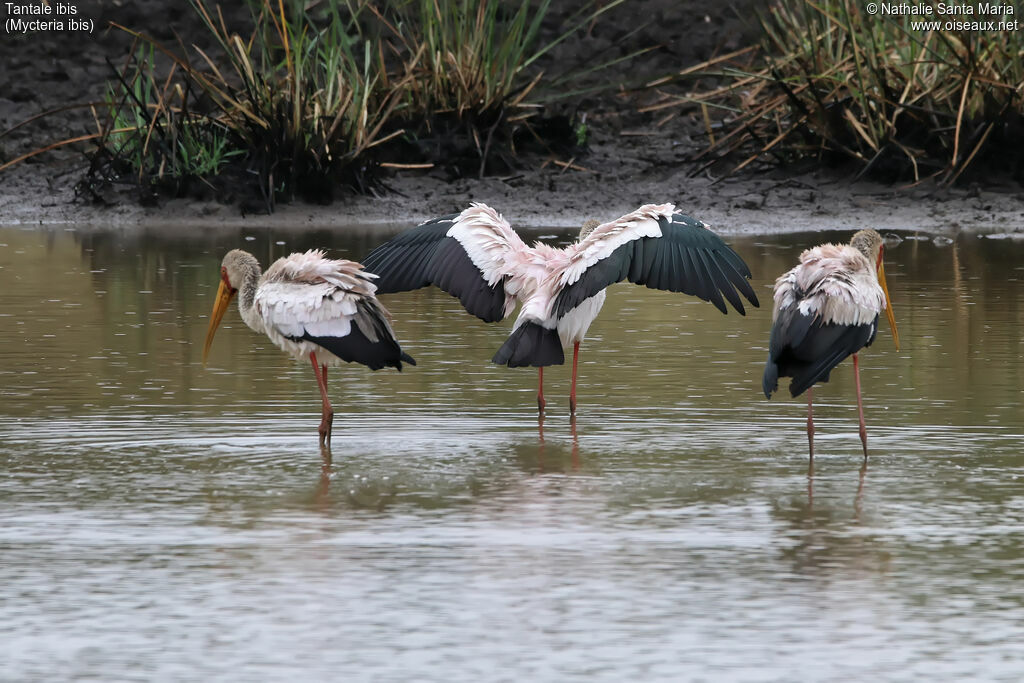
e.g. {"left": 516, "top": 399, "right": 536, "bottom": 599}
{"left": 2, "top": 163, "right": 1021, "bottom": 237}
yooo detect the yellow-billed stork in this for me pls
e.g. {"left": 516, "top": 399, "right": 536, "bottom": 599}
{"left": 763, "top": 229, "right": 900, "bottom": 460}
{"left": 202, "top": 249, "right": 415, "bottom": 445}
{"left": 361, "top": 202, "right": 758, "bottom": 414}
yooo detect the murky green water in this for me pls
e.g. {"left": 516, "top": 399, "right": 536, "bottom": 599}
{"left": 2, "top": 223, "right": 1023, "bottom": 681}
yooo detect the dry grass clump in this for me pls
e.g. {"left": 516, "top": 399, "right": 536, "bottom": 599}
{"left": 79, "top": 0, "right": 408, "bottom": 208}
{"left": 652, "top": 0, "right": 1024, "bottom": 184}
{"left": 24, "top": 0, "right": 626, "bottom": 208}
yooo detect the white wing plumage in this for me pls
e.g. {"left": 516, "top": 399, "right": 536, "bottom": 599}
{"left": 552, "top": 203, "right": 674, "bottom": 288}
{"left": 255, "top": 250, "right": 383, "bottom": 352}
{"left": 257, "top": 281, "right": 363, "bottom": 339}
{"left": 446, "top": 202, "right": 531, "bottom": 287}
{"left": 263, "top": 249, "right": 377, "bottom": 293}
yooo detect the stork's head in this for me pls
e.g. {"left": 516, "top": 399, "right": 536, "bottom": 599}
{"left": 220, "top": 249, "right": 260, "bottom": 289}
{"left": 203, "top": 249, "right": 259, "bottom": 365}
{"left": 850, "top": 229, "right": 884, "bottom": 264}
{"left": 578, "top": 219, "right": 600, "bottom": 240}
{"left": 850, "top": 229, "right": 900, "bottom": 351}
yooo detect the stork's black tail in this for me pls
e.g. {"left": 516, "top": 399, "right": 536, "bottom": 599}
{"left": 297, "top": 328, "right": 416, "bottom": 371}
{"left": 763, "top": 357, "right": 779, "bottom": 399}
{"left": 763, "top": 308, "right": 877, "bottom": 399}
{"left": 491, "top": 322, "right": 564, "bottom": 367}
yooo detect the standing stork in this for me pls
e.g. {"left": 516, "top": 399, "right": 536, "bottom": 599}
{"left": 202, "top": 249, "right": 415, "bottom": 445}
{"left": 360, "top": 202, "right": 758, "bottom": 414}
{"left": 763, "top": 229, "right": 900, "bottom": 459}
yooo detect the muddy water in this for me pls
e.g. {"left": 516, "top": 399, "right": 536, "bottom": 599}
{"left": 2, "top": 224, "right": 1024, "bottom": 681}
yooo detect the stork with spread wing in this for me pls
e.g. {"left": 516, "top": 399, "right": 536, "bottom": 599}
{"left": 361, "top": 203, "right": 758, "bottom": 414}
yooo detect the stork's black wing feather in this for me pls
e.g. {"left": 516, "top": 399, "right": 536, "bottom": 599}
{"left": 287, "top": 299, "right": 417, "bottom": 371}
{"left": 763, "top": 308, "right": 878, "bottom": 398}
{"left": 553, "top": 212, "right": 759, "bottom": 317}
{"left": 297, "top": 327, "right": 416, "bottom": 371}
{"left": 360, "top": 214, "right": 508, "bottom": 323}
{"left": 360, "top": 215, "right": 457, "bottom": 291}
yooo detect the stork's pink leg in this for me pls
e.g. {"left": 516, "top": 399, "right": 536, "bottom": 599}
{"left": 807, "top": 386, "right": 815, "bottom": 461}
{"left": 321, "top": 363, "right": 331, "bottom": 440}
{"left": 537, "top": 367, "right": 546, "bottom": 413}
{"left": 310, "top": 352, "right": 334, "bottom": 445}
{"left": 853, "top": 353, "right": 868, "bottom": 458}
{"left": 569, "top": 341, "right": 580, "bottom": 415}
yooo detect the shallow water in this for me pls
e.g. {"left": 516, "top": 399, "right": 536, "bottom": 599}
{"left": 2, "top": 224, "right": 1024, "bottom": 681}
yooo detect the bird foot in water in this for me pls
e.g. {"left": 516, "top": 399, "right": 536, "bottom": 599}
{"left": 318, "top": 412, "right": 334, "bottom": 446}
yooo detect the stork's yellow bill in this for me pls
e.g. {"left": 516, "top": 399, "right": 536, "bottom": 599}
{"left": 202, "top": 275, "right": 236, "bottom": 365}
{"left": 876, "top": 258, "right": 899, "bottom": 352}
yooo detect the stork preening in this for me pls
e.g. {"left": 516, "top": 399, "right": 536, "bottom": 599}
{"left": 202, "top": 249, "right": 415, "bottom": 445}
{"left": 361, "top": 202, "right": 759, "bottom": 414}
{"left": 763, "top": 229, "right": 900, "bottom": 460}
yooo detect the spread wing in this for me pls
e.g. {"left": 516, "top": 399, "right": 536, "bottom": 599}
{"left": 551, "top": 205, "right": 759, "bottom": 317}
{"left": 360, "top": 203, "right": 527, "bottom": 323}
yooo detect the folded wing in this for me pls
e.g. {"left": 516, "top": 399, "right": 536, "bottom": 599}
{"left": 258, "top": 254, "right": 414, "bottom": 370}
{"left": 762, "top": 244, "right": 885, "bottom": 397}
{"left": 763, "top": 304, "right": 877, "bottom": 398}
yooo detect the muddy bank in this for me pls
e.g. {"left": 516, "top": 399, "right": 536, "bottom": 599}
{"left": 3, "top": 156, "right": 1022, "bottom": 237}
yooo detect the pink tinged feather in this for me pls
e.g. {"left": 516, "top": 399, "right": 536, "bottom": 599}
{"left": 442, "top": 203, "right": 528, "bottom": 320}
{"left": 252, "top": 251, "right": 390, "bottom": 359}
{"left": 445, "top": 203, "right": 530, "bottom": 287}
{"left": 263, "top": 249, "right": 378, "bottom": 296}
{"left": 773, "top": 243, "right": 885, "bottom": 326}
{"left": 553, "top": 203, "right": 673, "bottom": 289}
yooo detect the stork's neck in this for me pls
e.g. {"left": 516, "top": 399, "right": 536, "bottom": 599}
{"left": 236, "top": 263, "right": 263, "bottom": 332}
